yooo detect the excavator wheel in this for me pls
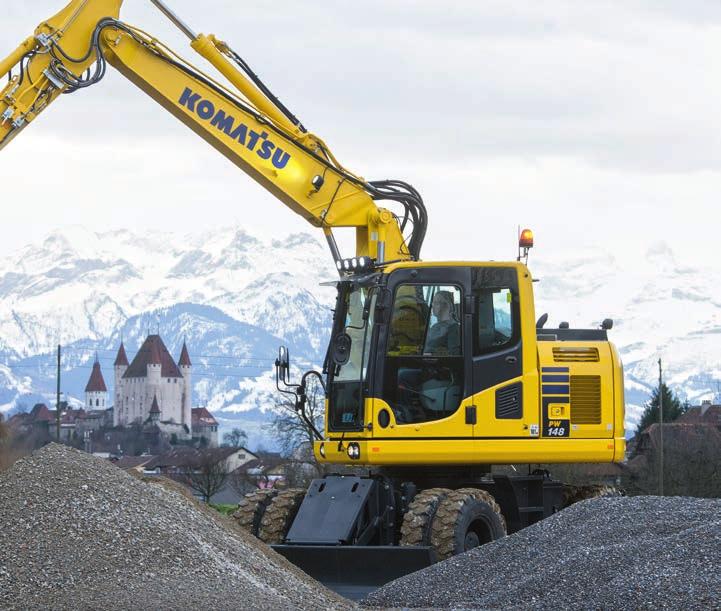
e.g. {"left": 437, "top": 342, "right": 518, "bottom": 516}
{"left": 233, "top": 488, "right": 279, "bottom": 536}
{"left": 399, "top": 487, "right": 452, "bottom": 546}
{"left": 258, "top": 488, "right": 307, "bottom": 544}
{"left": 430, "top": 488, "right": 507, "bottom": 561}
{"left": 562, "top": 484, "right": 624, "bottom": 508}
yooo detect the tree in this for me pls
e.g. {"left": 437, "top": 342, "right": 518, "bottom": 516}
{"left": 227, "top": 465, "right": 257, "bottom": 497}
{"left": 222, "top": 427, "right": 248, "bottom": 448}
{"left": 635, "top": 382, "right": 685, "bottom": 438}
{"left": 624, "top": 425, "right": 721, "bottom": 497}
{"left": 181, "top": 450, "right": 229, "bottom": 503}
{"left": 269, "top": 377, "right": 324, "bottom": 457}
{"left": 268, "top": 378, "right": 327, "bottom": 488}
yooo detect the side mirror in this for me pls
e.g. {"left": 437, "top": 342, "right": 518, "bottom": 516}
{"left": 601, "top": 318, "right": 613, "bottom": 330}
{"left": 331, "top": 332, "right": 352, "bottom": 366}
{"left": 276, "top": 346, "right": 290, "bottom": 382}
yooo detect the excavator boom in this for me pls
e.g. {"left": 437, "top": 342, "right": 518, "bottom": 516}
{"left": 0, "top": 0, "right": 427, "bottom": 263}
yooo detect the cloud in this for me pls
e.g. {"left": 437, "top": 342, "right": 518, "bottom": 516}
{"left": 1, "top": 1, "right": 720, "bottom": 264}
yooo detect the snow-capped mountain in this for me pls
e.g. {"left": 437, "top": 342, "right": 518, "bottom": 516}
{"left": 0, "top": 226, "right": 336, "bottom": 447}
{"left": 532, "top": 243, "right": 721, "bottom": 427}
{"left": 0, "top": 225, "right": 718, "bottom": 447}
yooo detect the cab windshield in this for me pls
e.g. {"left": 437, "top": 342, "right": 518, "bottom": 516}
{"left": 328, "top": 280, "right": 377, "bottom": 431}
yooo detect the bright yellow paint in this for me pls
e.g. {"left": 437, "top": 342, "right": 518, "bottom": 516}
{"left": 0, "top": 0, "right": 408, "bottom": 262}
{"left": 314, "top": 261, "right": 626, "bottom": 466}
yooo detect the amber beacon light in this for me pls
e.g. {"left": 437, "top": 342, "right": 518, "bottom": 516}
{"left": 517, "top": 228, "right": 534, "bottom": 263}
{"left": 519, "top": 228, "right": 534, "bottom": 248}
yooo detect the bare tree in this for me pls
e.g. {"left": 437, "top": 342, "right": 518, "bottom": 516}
{"left": 227, "top": 465, "right": 257, "bottom": 497}
{"left": 222, "top": 427, "right": 248, "bottom": 448}
{"left": 180, "top": 451, "right": 229, "bottom": 503}
{"left": 269, "top": 377, "right": 324, "bottom": 457}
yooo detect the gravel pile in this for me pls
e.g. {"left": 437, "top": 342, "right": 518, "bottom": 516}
{"left": 365, "top": 495, "right": 721, "bottom": 610}
{"left": 0, "top": 444, "right": 350, "bottom": 610}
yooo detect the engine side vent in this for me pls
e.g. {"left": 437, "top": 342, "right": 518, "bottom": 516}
{"left": 571, "top": 375, "right": 602, "bottom": 424}
{"left": 552, "top": 347, "right": 600, "bottom": 362}
{"left": 496, "top": 382, "right": 522, "bottom": 420}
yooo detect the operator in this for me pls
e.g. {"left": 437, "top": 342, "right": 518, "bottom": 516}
{"left": 425, "top": 291, "right": 460, "bottom": 355}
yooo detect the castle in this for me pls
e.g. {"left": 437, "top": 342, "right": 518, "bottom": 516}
{"left": 81, "top": 336, "right": 221, "bottom": 447}
{"left": 111, "top": 335, "right": 193, "bottom": 433}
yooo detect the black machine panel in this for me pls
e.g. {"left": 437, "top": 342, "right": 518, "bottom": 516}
{"left": 496, "top": 382, "right": 523, "bottom": 419}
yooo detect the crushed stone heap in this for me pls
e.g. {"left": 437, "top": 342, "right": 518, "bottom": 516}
{"left": 0, "top": 444, "right": 350, "bottom": 611}
{"left": 364, "top": 495, "right": 721, "bottom": 610}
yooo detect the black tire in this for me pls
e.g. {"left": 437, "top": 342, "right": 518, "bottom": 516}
{"left": 562, "top": 484, "right": 624, "bottom": 508}
{"left": 430, "top": 488, "right": 507, "bottom": 560}
{"left": 233, "top": 488, "right": 278, "bottom": 536}
{"left": 399, "top": 487, "right": 451, "bottom": 546}
{"left": 258, "top": 488, "right": 307, "bottom": 544}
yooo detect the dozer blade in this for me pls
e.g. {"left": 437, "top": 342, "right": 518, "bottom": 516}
{"left": 271, "top": 544, "right": 436, "bottom": 601}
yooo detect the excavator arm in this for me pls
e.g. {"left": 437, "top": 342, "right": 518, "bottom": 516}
{"left": 0, "top": 0, "right": 427, "bottom": 263}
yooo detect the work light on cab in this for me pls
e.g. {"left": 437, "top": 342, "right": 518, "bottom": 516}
{"left": 335, "top": 256, "right": 375, "bottom": 275}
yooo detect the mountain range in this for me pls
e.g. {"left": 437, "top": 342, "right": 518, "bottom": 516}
{"left": 0, "top": 226, "right": 718, "bottom": 448}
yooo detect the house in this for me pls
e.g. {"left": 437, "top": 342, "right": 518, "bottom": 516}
{"left": 142, "top": 446, "right": 258, "bottom": 476}
{"left": 191, "top": 407, "right": 219, "bottom": 447}
{"left": 111, "top": 455, "right": 156, "bottom": 473}
{"left": 677, "top": 401, "right": 721, "bottom": 427}
{"left": 7, "top": 403, "right": 54, "bottom": 438}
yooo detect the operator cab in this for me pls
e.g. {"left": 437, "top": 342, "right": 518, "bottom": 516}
{"left": 325, "top": 263, "right": 524, "bottom": 433}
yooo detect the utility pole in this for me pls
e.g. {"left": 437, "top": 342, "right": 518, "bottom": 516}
{"left": 658, "top": 358, "right": 664, "bottom": 496}
{"left": 56, "top": 344, "right": 61, "bottom": 441}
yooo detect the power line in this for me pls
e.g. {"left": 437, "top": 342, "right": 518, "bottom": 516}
{"left": 60, "top": 348, "right": 278, "bottom": 362}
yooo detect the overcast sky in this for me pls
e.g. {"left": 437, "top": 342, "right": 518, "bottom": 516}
{"left": 2, "top": 1, "right": 721, "bottom": 265}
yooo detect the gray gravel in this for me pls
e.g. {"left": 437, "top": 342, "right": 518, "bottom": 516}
{"left": 364, "top": 495, "right": 721, "bottom": 610}
{"left": 0, "top": 444, "right": 351, "bottom": 610}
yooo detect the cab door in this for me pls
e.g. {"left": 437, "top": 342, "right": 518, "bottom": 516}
{"left": 469, "top": 266, "right": 529, "bottom": 438}
{"left": 371, "top": 266, "right": 475, "bottom": 437}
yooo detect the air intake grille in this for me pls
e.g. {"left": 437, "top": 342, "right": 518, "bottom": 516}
{"left": 496, "top": 382, "right": 522, "bottom": 419}
{"left": 552, "top": 347, "right": 600, "bottom": 362}
{"left": 571, "top": 375, "right": 602, "bottom": 424}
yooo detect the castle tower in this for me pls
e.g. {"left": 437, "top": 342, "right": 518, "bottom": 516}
{"left": 149, "top": 393, "right": 161, "bottom": 424}
{"left": 85, "top": 354, "right": 108, "bottom": 410}
{"left": 146, "top": 336, "right": 162, "bottom": 421}
{"left": 113, "top": 342, "right": 129, "bottom": 426}
{"left": 178, "top": 340, "right": 192, "bottom": 433}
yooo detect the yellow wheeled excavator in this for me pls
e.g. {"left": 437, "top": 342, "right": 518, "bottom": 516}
{"left": 1, "top": 0, "right": 625, "bottom": 599}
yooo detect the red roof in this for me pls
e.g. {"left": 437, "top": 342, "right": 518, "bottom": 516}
{"left": 150, "top": 394, "right": 161, "bottom": 413}
{"left": 29, "top": 403, "right": 52, "bottom": 422}
{"left": 61, "top": 408, "right": 86, "bottom": 424}
{"left": 85, "top": 359, "right": 107, "bottom": 392}
{"left": 114, "top": 342, "right": 129, "bottom": 366}
{"left": 191, "top": 407, "right": 218, "bottom": 427}
{"left": 178, "top": 341, "right": 192, "bottom": 367}
{"left": 678, "top": 404, "right": 721, "bottom": 425}
{"left": 149, "top": 339, "right": 161, "bottom": 365}
{"left": 123, "top": 335, "right": 182, "bottom": 379}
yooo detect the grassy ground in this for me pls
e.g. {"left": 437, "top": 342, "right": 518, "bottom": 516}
{"left": 210, "top": 503, "right": 238, "bottom": 516}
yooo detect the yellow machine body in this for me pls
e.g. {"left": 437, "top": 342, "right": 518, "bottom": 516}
{"left": 314, "top": 261, "right": 625, "bottom": 466}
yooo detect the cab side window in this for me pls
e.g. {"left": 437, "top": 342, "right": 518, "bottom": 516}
{"left": 474, "top": 287, "right": 516, "bottom": 355}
